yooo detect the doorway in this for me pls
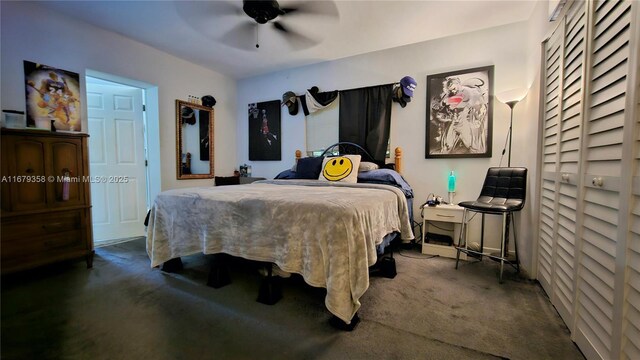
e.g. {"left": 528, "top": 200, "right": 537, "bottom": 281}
{"left": 86, "top": 76, "right": 149, "bottom": 247}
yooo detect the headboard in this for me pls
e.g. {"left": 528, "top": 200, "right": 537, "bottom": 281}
{"left": 295, "top": 142, "right": 403, "bottom": 174}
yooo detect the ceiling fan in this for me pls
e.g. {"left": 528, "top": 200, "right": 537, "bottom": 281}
{"left": 224, "top": 0, "right": 339, "bottom": 50}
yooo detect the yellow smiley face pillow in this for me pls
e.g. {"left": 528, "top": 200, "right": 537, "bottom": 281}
{"left": 318, "top": 155, "right": 361, "bottom": 183}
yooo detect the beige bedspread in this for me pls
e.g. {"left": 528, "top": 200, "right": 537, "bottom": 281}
{"left": 146, "top": 180, "right": 413, "bottom": 323}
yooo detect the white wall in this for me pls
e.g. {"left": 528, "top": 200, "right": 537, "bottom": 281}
{"left": 237, "top": 21, "right": 540, "bottom": 276}
{"left": 0, "top": 1, "right": 237, "bottom": 199}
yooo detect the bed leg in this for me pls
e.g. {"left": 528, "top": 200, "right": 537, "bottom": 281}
{"left": 257, "top": 265, "right": 282, "bottom": 305}
{"left": 329, "top": 313, "right": 360, "bottom": 331}
{"left": 161, "top": 257, "right": 183, "bottom": 273}
{"left": 380, "top": 256, "right": 397, "bottom": 279}
{"left": 207, "top": 254, "right": 231, "bottom": 289}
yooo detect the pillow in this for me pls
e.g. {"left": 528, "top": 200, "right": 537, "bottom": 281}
{"left": 359, "top": 161, "right": 379, "bottom": 172}
{"left": 275, "top": 169, "right": 297, "bottom": 179}
{"left": 214, "top": 176, "right": 240, "bottom": 186}
{"left": 357, "top": 169, "right": 414, "bottom": 198}
{"left": 295, "top": 156, "right": 324, "bottom": 179}
{"left": 318, "top": 155, "right": 361, "bottom": 183}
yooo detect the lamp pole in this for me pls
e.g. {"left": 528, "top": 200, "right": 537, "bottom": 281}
{"left": 505, "top": 100, "right": 518, "bottom": 167}
{"left": 503, "top": 100, "right": 519, "bottom": 262}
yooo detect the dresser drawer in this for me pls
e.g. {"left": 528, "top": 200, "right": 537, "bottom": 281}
{"left": 2, "top": 230, "right": 85, "bottom": 260}
{"left": 423, "top": 205, "right": 464, "bottom": 223}
{"left": 2, "top": 210, "right": 83, "bottom": 241}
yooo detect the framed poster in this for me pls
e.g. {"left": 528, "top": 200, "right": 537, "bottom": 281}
{"left": 24, "top": 61, "right": 81, "bottom": 132}
{"left": 248, "top": 100, "right": 281, "bottom": 161}
{"left": 426, "top": 65, "right": 493, "bottom": 158}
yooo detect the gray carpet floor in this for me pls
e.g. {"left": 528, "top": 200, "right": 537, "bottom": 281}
{"left": 1, "top": 238, "right": 584, "bottom": 360}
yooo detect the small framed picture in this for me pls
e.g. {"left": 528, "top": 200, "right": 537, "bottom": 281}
{"left": 426, "top": 65, "right": 494, "bottom": 158}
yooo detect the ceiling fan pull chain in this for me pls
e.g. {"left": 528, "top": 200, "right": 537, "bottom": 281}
{"left": 255, "top": 26, "right": 260, "bottom": 48}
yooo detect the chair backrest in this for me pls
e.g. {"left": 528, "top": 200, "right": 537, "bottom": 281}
{"left": 477, "top": 167, "right": 527, "bottom": 211}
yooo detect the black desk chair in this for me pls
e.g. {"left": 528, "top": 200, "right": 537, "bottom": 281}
{"left": 455, "top": 167, "right": 527, "bottom": 282}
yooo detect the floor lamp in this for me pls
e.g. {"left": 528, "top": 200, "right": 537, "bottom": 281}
{"left": 497, "top": 88, "right": 528, "bottom": 167}
{"left": 505, "top": 100, "right": 518, "bottom": 167}
{"left": 495, "top": 88, "right": 528, "bottom": 262}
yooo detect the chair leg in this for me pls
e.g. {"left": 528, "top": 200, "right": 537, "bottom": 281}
{"left": 479, "top": 213, "right": 485, "bottom": 260}
{"left": 455, "top": 209, "right": 467, "bottom": 269}
{"left": 511, "top": 212, "right": 520, "bottom": 273}
{"left": 499, "top": 212, "right": 507, "bottom": 283}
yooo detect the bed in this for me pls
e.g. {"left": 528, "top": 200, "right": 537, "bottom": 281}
{"left": 146, "top": 143, "right": 414, "bottom": 327}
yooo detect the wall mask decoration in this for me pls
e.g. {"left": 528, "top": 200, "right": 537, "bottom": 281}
{"left": 248, "top": 100, "right": 281, "bottom": 161}
{"left": 426, "top": 65, "right": 493, "bottom": 158}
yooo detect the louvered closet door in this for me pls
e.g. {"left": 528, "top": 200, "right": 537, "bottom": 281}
{"left": 574, "top": 1, "right": 634, "bottom": 359}
{"left": 554, "top": 0, "right": 587, "bottom": 327}
{"left": 537, "top": 0, "right": 587, "bottom": 327}
{"left": 625, "top": 100, "right": 640, "bottom": 359}
{"left": 538, "top": 24, "right": 563, "bottom": 297}
{"left": 622, "top": 6, "right": 640, "bottom": 359}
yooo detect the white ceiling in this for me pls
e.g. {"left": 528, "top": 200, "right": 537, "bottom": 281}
{"left": 35, "top": 0, "right": 537, "bottom": 79}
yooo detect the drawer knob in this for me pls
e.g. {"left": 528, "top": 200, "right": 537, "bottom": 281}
{"left": 561, "top": 174, "right": 570, "bottom": 182}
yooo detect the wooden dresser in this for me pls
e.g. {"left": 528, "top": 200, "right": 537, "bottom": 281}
{"left": 1, "top": 128, "right": 93, "bottom": 274}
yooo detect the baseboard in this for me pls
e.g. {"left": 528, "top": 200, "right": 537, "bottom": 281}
{"left": 94, "top": 236, "right": 144, "bottom": 248}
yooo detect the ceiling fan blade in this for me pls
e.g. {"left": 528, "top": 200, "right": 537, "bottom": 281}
{"left": 273, "top": 21, "right": 288, "bottom": 33}
{"left": 271, "top": 22, "right": 318, "bottom": 50}
{"left": 175, "top": 1, "right": 241, "bottom": 22}
{"left": 175, "top": 1, "right": 243, "bottom": 40}
{"left": 208, "top": 1, "right": 243, "bottom": 17}
{"left": 220, "top": 22, "right": 259, "bottom": 51}
{"left": 279, "top": 1, "right": 339, "bottom": 19}
{"left": 279, "top": 7, "right": 298, "bottom": 15}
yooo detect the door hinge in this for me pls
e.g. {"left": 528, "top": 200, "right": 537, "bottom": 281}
{"left": 142, "top": 104, "right": 146, "bottom": 111}
{"left": 145, "top": 160, "right": 148, "bottom": 167}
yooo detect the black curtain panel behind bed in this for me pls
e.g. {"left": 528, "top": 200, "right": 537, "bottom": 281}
{"left": 338, "top": 84, "right": 393, "bottom": 162}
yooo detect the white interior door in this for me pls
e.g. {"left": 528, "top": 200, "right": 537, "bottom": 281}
{"left": 86, "top": 81, "right": 147, "bottom": 243}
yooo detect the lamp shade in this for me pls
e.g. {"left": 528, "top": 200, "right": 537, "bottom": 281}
{"left": 496, "top": 88, "right": 528, "bottom": 104}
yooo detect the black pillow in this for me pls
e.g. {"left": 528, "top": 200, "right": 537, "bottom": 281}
{"left": 295, "top": 156, "right": 324, "bottom": 179}
{"left": 215, "top": 176, "right": 240, "bottom": 186}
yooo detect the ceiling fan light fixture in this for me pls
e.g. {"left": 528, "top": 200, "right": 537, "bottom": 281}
{"left": 225, "top": 0, "right": 337, "bottom": 50}
{"left": 243, "top": 0, "right": 282, "bottom": 24}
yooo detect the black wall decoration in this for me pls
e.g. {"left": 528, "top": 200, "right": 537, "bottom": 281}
{"left": 248, "top": 100, "right": 281, "bottom": 161}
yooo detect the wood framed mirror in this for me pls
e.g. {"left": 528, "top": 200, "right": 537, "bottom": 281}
{"left": 176, "top": 100, "right": 214, "bottom": 179}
